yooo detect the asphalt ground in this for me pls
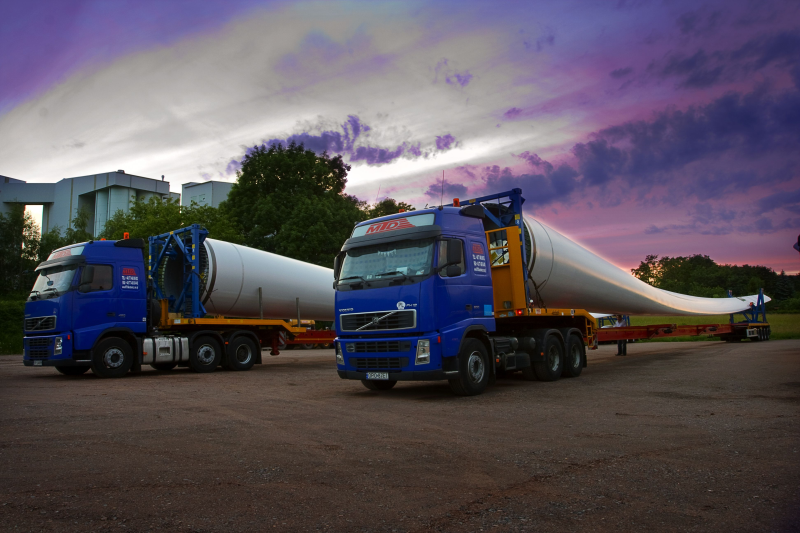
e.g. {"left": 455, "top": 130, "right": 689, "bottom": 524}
{"left": 0, "top": 340, "right": 798, "bottom": 532}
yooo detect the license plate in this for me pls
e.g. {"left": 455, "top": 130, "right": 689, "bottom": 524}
{"left": 33, "top": 360, "right": 42, "bottom": 366}
{"left": 366, "top": 372, "right": 389, "bottom": 380}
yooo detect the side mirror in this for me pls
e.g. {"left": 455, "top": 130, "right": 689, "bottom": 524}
{"left": 447, "top": 238, "right": 463, "bottom": 266}
{"left": 79, "top": 266, "right": 94, "bottom": 292}
{"left": 333, "top": 253, "right": 343, "bottom": 278}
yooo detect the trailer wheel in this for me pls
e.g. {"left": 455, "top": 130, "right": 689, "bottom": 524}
{"left": 150, "top": 363, "right": 177, "bottom": 371}
{"left": 361, "top": 379, "right": 397, "bottom": 391}
{"left": 533, "top": 334, "right": 563, "bottom": 382}
{"left": 562, "top": 334, "right": 584, "bottom": 378}
{"left": 56, "top": 366, "right": 90, "bottom": 376}
{"left": 228, "top": 336, "right": 257, "bottom": 371}
{"left": 91, "top": 337, "right": 133, "bottom": 378}
{"left": 190, "top": 336, "right": 221, "bottom": 373}
{"left": 448, "top": 338, "right": 490, "bottom": 396}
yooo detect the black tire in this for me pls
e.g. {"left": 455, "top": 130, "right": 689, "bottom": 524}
{"left": 228, "top": 336, "right": 257, "bottom": 371}
{"left": 90, "top": 337, "right": 133, "bottom": 378}
{"left": 55, "top": 366, "right": 90, "bottom": 376}
{"left": 533, "top": 334, "right": 563, "bottom": 382}
{"left": 448, "top": 338, "right": 490, "bottom": 396}
{"left": 361, "top": 379, "right": 397, "bottom": 391}
{"left": 150, "top": 363, "right": 177, "bottom": 371}
{"left": 300, "top": 343, "right": 314, "bottom": 350}
{"left": 562, "top": 334, "right": 584, "bottom": 378}
{"left": 189, "top": 336, "right": 221, "bottom": 373}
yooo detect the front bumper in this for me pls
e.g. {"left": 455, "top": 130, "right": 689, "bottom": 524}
{"left": 23, "top": 358, "right": 90, "bottom": 367}
{"left": 336, "top": 334, "right": 454, "bottom": 381}
{"left": 23, "top": 333, "right": 85, "bottom": 366}
{"left": 337, "top": 369, "right": 456, "bottom": 381}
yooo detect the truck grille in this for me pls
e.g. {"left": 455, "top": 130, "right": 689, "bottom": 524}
{"left": 346, "top": 341, "right": 412, "bottom": 353}
{"left": 340, "top": 310, "right": 416, "bottom": 332}
{"left": 350, "top": 357, "right": 408, "bottom": 370}
{"left": 25, "top": 316, "right": 56, "bottom": 332}
{"left": 27, "top": 338, "right": 52, "bottom": 359}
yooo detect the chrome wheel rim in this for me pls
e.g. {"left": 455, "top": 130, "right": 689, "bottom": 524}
{"left": 103, "top": 348, "right": 124, "bottom": 368}
{"left": 197, "top": 344, "right": 216, "bottom": 365}
{"left": 235, "top": 344, "right": 252, "bottom": 364}
{"left": 467, "top": 351, "right": 485, "bottom": 383}
{"left": 548, "top": 345, "right": 561, "bottom": 372}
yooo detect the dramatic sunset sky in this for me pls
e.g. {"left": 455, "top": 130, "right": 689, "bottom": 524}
{"left": 1, "top": 0, "right": 798, "bottom": 274}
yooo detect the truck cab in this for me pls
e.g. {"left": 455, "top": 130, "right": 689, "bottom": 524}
{"left": 333, "top": 205, "right": 499, "bottom": 393}
{"left": 23, "top": 239, "right": 147, "bottom": 375}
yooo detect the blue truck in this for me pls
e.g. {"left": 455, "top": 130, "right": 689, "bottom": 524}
{"left": 333, "top": 189, "right": 598, "bottom": 396}
{"left": 22, "top": 225, "right": 333, "bottom": 377}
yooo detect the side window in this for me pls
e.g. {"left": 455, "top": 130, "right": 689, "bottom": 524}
{"left": 79, "top": 265, "right": 114, "bottom": 293}
{"left": 438, "top": 239, "right": 466, "bottom": 278}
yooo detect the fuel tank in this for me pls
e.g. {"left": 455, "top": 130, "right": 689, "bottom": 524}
{"left": 160, "top": 238, "right": 334, "bottom": 320}
{"left": 521, "top": 218, "right": 769, "bottom": 316}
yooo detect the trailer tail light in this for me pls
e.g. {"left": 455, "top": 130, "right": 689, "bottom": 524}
{"left": 515, "top": 309, "right": 523, "bottom": 316}
{"left": 437, "top": 336, "right": 441, "bottom": 343}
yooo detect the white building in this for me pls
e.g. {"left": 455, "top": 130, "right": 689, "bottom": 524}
{"left": 0, "top": 171, "right": 179, "bottom": 236}
{"left": 181, "top": 181, "right": 234, "bottom": 208}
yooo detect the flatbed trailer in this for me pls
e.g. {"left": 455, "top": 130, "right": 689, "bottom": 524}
{"left": 594, "top": 290, "right": 771, "bottom": 343}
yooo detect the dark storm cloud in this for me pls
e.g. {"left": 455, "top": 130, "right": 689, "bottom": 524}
{"left": 573, "top": 88, "right": 800, "bottom": 188}
{"left": 610, "top": 67, "right": 633, "bottom": 79}
{"left": 425, "top": 179, "right": 468, "bottom": 200}
{"left": 262, "top": 115, "right": 456, "bottom": 165}
{"left": 756, "top": 187, "right": 800, "bottom": 214}
{"left": 653, "top": 30, "right": 800, "bottom": 89}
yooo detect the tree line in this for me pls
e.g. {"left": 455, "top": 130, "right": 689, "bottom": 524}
{"left": 631, "top": 254, "right": 800, "bottom": 312}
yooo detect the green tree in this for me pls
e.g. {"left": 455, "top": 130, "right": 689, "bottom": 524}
{"left": 366, "top": 198, "right": 416, "bottom": 219}
{"left": 221, "top": 142, "right": 367, "bottom": 267}
{"left": 100, "top": 197, "right": 242, "bottom": 243}
{"left": 631, "top": 253, "right": 781, "bottom": 299}
{"left": 0, "top": 205, "right": 40, "bottom": 296}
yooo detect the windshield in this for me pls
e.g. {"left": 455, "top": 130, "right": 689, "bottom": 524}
{"left": 29, "top": 265, "right": 77, "bottom": 300}
{"left": 339, "top": 238, "right": 435, "bottom": 285}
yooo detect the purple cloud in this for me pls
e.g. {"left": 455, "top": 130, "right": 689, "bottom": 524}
{"left": 435, "top": 134, "right": 455, "bottom": 151}
{"left": 257, "top": 115, "right": 456, "bottom": 166}
{"left": 504, "top": 107, "right": 523, "bottom": 119}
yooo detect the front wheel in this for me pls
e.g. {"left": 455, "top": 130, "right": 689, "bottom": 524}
{"left": 56, "top": 366, "right": 90, "bottom": 376}
{"left": 448, "top": 338, "right": 490, "bottom": 396}
{"left": 361, "top": 379, "right": 397, "bottom": 391}
{"left": 91, "top": 337, "right": 133, "bottom": 378}
{"left": 190, "top": 336, "right": 221, "bottom": 373}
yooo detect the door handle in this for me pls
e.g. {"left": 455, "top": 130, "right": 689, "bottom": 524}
{"left": 107, "top": 312, "right": 115, "bottom": 317}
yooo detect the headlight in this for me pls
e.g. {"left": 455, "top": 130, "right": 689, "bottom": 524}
{"left": 54, "top": 336, "right": 63, "bottom": 355}
{"left": 415, "top": 339, "right": 430, "bottom": 365}
{"left": 335, "top": 342, "right": 344, "bottom": 365}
